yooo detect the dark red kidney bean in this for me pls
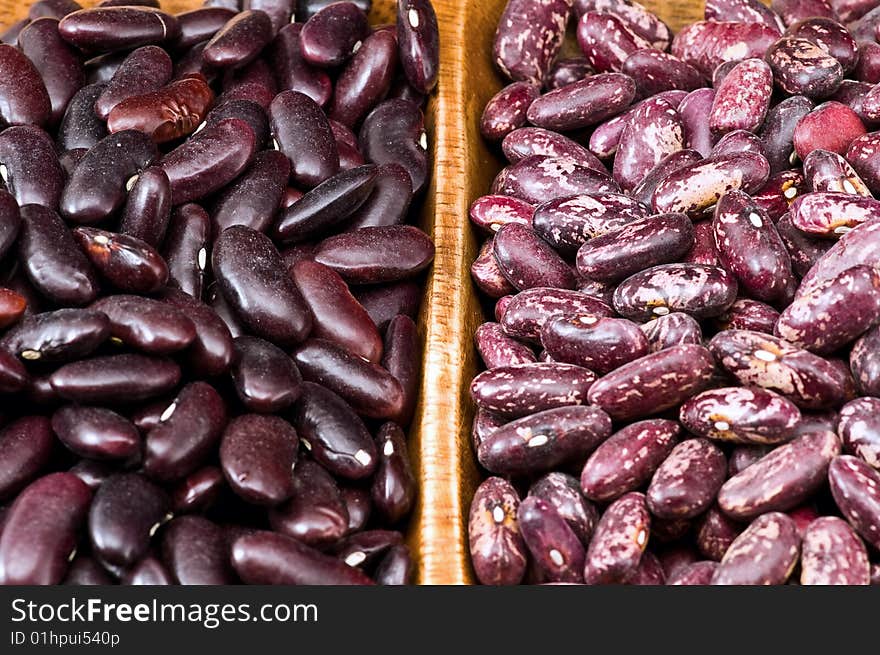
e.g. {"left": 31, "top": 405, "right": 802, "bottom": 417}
{"left": 532, "top": 193, "right": 647, "bottom": 254}
{"left": 119, "top": 167, "right": 171, "bottom": 248}
{"left": 583, "top": 492, "right": 650, "bottom": 585}
{"left": 49, "top": 354, "right": 180, "bottom": 404}
{"left": 791, "top": 192, "right": 880, "bottom": 237}
{"left": 60, "top": 130, "right": 158, "bottom": 224}
{"left": 232, "top": 530, "right": 373, "bottom": 585}
{"left": 0, "top": 43, "right": 51, "bottom": 127}
{"left": 270, "top": 23, "right": 332, "bottom": 107}
{"left": 529, "top": 472, "right": 597, "bottom": 546}
{"left": 0, "top": 308, "right": 109, "bottom": 364}
{"left": 577, "top": 11, "right": 650, "bottom": 74}
{"left": 471, "top": 363, "right": 598, "bottom": 419}
{"left": 293, "top": 383, "right": 376, "bottom": 480}
{"left": 353, "top": 281, "right": 420, "bottom": 333}
{"left": 576, "top": 213, "right": 694, "bottom": 284}
{"left": 671, "top": 20, "right": 780, "bottom": 78}
{"left": 360, "top": 98, "right": 428, "bottom": 194}
{"left": 0, "top": 192, "right": 17, "bottom": 260}
{"left": 709, "top": 58, "right": 773, "bottom": 135}
{"left": 0, "top": 473, "right": 91, "bottom": 585}
{"left": 175, "top": 7, "right": 235, "bottom": 50}
{"left": 73, "top": 227, "right": 168, "bottom": 294}
{"left": 680, "top": 386, "right": 801, "bottom": 445}
{"left": 293, "top": 338, "right": 404, "bottom": 420}
{"left": 300, "top": 1, "right": 368, "bottom": 68}
{"left": 220, "top": 414, "right": 298, "bottom": 506}
{"left": 795, "top": 101, "right": 866, "bottom": 162}
{"left": 711, "top": 512, "right": 800, "bottom": 585}
{"left": 777, "top": 265, "right": 880, "bottom": 354}
{"left": 68, "top": 459, "right": 112, "bottom": 491}
{"left": 243, "top": 0, "right": 292, "bottom": 33}
{"left": 613, "top": 263, "right": 738, "bottom": 322}
{"left": 719, "top": 430, "right": 841, "bottom": 519}
{"left": 851, "top": 327, "right": 880, "bottom": 397}
{"left": 647, "top": 438, "right": 726, "bottom": 520}
{"left": 492, "top": 0, "right": 570, "bottom": 84}
{"left": 345, "top": 163, "right": 413, "bottom": 231}
{"left": 476, "top": 321, "right": 535, "bottom": 369}
{"left": 493, "top": 156, "right": 619, "bottom": 206}
{"left": 0, "top": 417, "right": 52, "bottom": 500}
{"left": 143, "top": 382, "right": 226, "bottom": 483}
{"left": 160, "top": 118, "right": 256, "bottom": 204}
{"left": 313, "top": 225, "right": 433, "bottom": 285}
{"left": 341, "top": 485, "right": 370, "bottom": 533}
{"left": 640, "top": 312, "right": 702, "bottom": 353}
{"left": 95, "top": 46, "right": 171, "bottom": 121}
{"left": 397, "top": 0, "right": 439, "bottom": 94}
{"left": 0, "top": 283, "right": 33, "bottom": 326}
{"left": 588, "top": 344, "right": 716, "bottom": 422}
{"left": 161, "top": 204, "right": 210, "bottom": 299}
{"left": 697, "top": 506, "right": 744, "bottom": 561}
{"left": 800, "top": 516, "right": 870, "bottom": 585}
{"left": 159, "top": 287, "right": 233, "bottom": 377}
{"left": 468, "top": 477, "right": 527, "bottom": 586}
{"left": 0, "top": 349, "right": 28, "bottom": 393}
{"left": 478, "top": 406, "right": 612, "bottom": 476}
{"left": 18, "top": 18, "right": 84, "bottom": 127}
{"left": 1, "top": 19, "right": 29, "bottom": 45}
{"left": 269, "top": 459, "right": 348, "bottom": 547}
{"left": 518, "top": 496, "right": 585, "bottom": 584}
{"left": 122, "top": 556, "right": 172, "bottom": 585}
{"left": 502, "top": 128, "right": 604, "bottom": 172}
{"left": 58, "top": 7, "right": 181, "bottom": 52}
{"left": 230, "top": 335, "right": 301, "bottom": 413}
{"left": 162, "top": 516, "right": 236, "bottom": 585}
{"left": 373, "top": 544, "right": 412, "bottom": 585}
{"left": 785, "top": 17, "right": 858, "bottom": 73}
{"left": 108, "top": 76, "right": 215, "bottom": 144}
{"left": 212, "top": 150, "right": 289, "bottom": 235}
{"left": 541, "top": 315, "right": 649, "bottom": 375}
{"left": 51, "top": 405, "right": 139, "bottom": 461}
{"left": 709, "top": 329, "right": 853, "bottom": 410}
{"left": 829, "top": 455, "right": 880, "bottom": 550}
{"left": 171, "top": 42, "right": 214, "bottom": 82}
{"left": 526, "top": 74, "right": 636, "bottom": 132}
{"left": 0, "top": 127, "right": 63, "bottom": 210}
{"left": 333, "top": 530, "right": 403, "bottom": 570}
{"left": 270, "top": 90, "right": 338, "bottom": 189}
{"left": 631, "top": 150, "right": 703, "bottom": 208}
{"left": 479, "top": 82, "right": 539, "bottom": 143}
{"left": 500, "top": 287, "right": 613, "bottom": 342}
{"left": 212, "top": 225, "right": 312, "bottom": 346}
{"left": 88, "top": 473, "right": 170, "bottom": 567}
{"left": 83, "top": 50, "right": 126, "bottom": 84}
{"left": 18, "top": 205, "right": 98, "bottom": 306}
{"left": 207, "top": 283, "right": 245, "bottom": 338}
{"left": 329, "top": 119, "right": 365, "bottom": 171}
{"left": 31, "top": 0, "right": 81, "bottom": 21}
{"left": 580, "top": 419, "right": 680, "bottom": 503}
{"left": 171, "top": 466, "right": 224, "bottom": 514}
{"left": 492, "top": 223, "right": 576, "bottom": 292}
{"left": 57, "top": 83, "right": 107, "bottom": 151}
{"left": 622, "top": 50, "right": 702, "bottom": 99}
{"left": 371, "top": 422, "right": 415, "bottom": 524}
{"left": 614, "top": 96, "right": 684, "bottom": 192}
{"left": 92, "top": 294, "right": 195, "bottom": 355}
{"left": 63, "top": 555, "right": 113, "bottom": 585}
{"left": 203, "top": 10, "right": 272, "bottom": 70}
{"left": 274, "top": 165, "right": 378, "bottom": 244}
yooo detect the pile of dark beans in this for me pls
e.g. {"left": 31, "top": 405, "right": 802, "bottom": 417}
{"left": 468, "top": 0, "right": 880, "bottom": 585}
{"left": 0, "top": 0, "right": 438, "bottom": 585}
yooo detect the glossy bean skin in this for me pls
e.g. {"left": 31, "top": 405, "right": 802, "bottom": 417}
{"left": 677, "top": 88, "right": 715, "bottom": 158}
{"left": 775, "top": 212, "right": 831, "bottom": 278}
{"left": 478, "top": 406, "right": 611, "bottom": 476}
{"left": 776, "top": 265, "right": 880, "bottom": 354}
{"left": 492, "top": 0, "right": 571, "bottom": 85}
{"left": 580, "top": 419, "right": 680, "bottom": 503}
{"left": 613, "top": 97, "right": 684, "bottom": 193}
{"left": 526, "top": 73, "right": 637, "bottom": 132}
{"left": 667, "top": 561, "right": 719, "bottom": 585}
{"left": 49, "top": 354, "right": 180, "bottom": 404}
{"left": 232, "top": 531, "right": 373, "bottom": 585}
{"left": 587, "top": 344, "right": 716, "bottom": 422}
{"left": 704, "top": 0, "right": 784, "bottom": 32}
{"left": 480, "top": 82, "right": 539, "bottom": 143}
{"left": 18, "top": 205, "right": 99, "bottom": 306}
{"left": 0, "top": 43, "right": 51, "bottom": 127}
{"left": 57, "top": 83, "right": 107, "bottom": 151}
{"left": 492, "top": 223, "right": 576, "bottom": 291}
{"left": 300, "top": 1, "right": 369, "bottom": 69}
{"left": 766, "top": 36, "right": 843, "bottom": 100}
{"left": 0, "top": 127, "right": 64, "bottom": 211}
{"left": 518, "top": 496, "right": 585, "bottom": 584}
{"left": 159, "top": 288, "right": 234, "bottom": 377}
{"left": 472, "top": 238, "right": 515, "bottom": 298}
{"left": 680, "top": 387, "right": 802, "bottom": 445}
{"left": 123, "top": 556, "right": 173, "bottom": 585}
{"left": 175, "top": 8, "right": 235, "bottom": 50}
{"left": 796, "top": 102, "right": 866, "bottom": 165}
{"left": 118, "top": 167, "right": 171, "bottom": 249}
{"left": 804, "top": 149, "right": 870, "bottom": 196}
{"left": 575, "top": 0, "right": 672, "bottom": 49}
{"left": 73, "top": 227, "right": 168, "bottom": 295}
{"left": 171, "top": 466, "right": 225, "bottom": 514}
{"left": 719, "top": 431, "right": 841, "bottom": 520}
{"left": 583, "top": 492, "right": 650, "bottom": 585}
{"left": 471, "top": 362, "right": 597, "bottom": 419}
{"left": 370, "top": 422, "right": 416, "bottom": 524}
{"left": 851, "top": 326, "right": 880, "bottom": 397}
{"left": 697, "top": 506, "right": 743, "bottom": 561}
{"left": 541, "top": 315, "right": 649, "bottom": 375}
{"left": 647, "top": 438, "right": 727, "bottom": 520}
{"left": 622, "top": 50, "right": 702, "bottom": 98}
{"left": 397, "top": 0, "right": 439, "bottom": 94}
{"left": 791, "top": 192, "right": 880, "bottom": 239}
{"left": 671, "top": 20, "right": 779, "bottom": 78}
{"left": 494, "top": 156, "right": 619, "bottom": 206}
{"left": 58, "top": 7, "right": 181, "bottom": 52}
{"left": 529, "top": 472, "right": 597, "bottom": 546}
{"left": 639, "top": 312, "right": 702, "bottom": 352}
{"left": 758, "top": 96, "right": 814, "bottom": 174}
{"left": 631, "top": 150, "right": 703, "bottom": 208}
{"left": 577, "top": 11, "right": 650, "bottom": 74}
{"left": 88, "top": 473, "right": 170, "bottom": 567}
{"left": 710, "top": 58, "right": 773, "bottom": 136}
{"left": 230, "top": 336, "right": 301, "bottom": 413}
{"left": 469, "top": 477, "right": 528, "bottom": 585}
{"left": 829, "top": 455, "right": 880, "bottom": 550}
{"left": 475, "top": 322, "right": 536, "bottom": 369}
{"left": 270, "top": 23, "right": 332, "bottom": 107}
{"left": 161, "top": 204, "right": 210, "bottom": 299}
{"left": 328, "top": 28, "right": 397, "bottom": 127}
{"left": 709, "top": 329, "right": 854, "bottom": 410}
{"left": 203, "top": 10, "right": 272, "bottom": 70}
{"left": 345, "top": 163, "right": 413, "bottom": 231}
{"left": 532, "top": 193, "right": 647, "bottom": 255}
{"left": 162, "top": 516, "right": 236, "bottom": 585}
{"left": 0, "top": 193, "right": 17, "bottom": 261}
{"left": 60, "top": 130, "right": 158, "bottom": 224}
{"left": 0, "top": 308, "right": 109, "bottom": 364}
{"left": 92, "top": 294, "right": 194, "bottom": 355}
{"left": 213, "top": 225, "right": 312, "bottom": 346}
{"left": 0, "top": 473, "right": 92, "bottom": 585}
{"left": 292, "top": 382, "right": 377, "bottom": 480}
{"left": 220, "top": 414, "right": 298, "bottom": 506}
{"left": 381, "top": 315, "right": 421, "bottom": 425}
{"left": 270, "top": 459, "right": 348, "bottom": 546}
{"left": 800, "top": 516, "right": 870, "bottom": 585}
{"left": 544, "top": 57, "right": 592, "bottom": 90}
{"left": 51, "top": 405, "right": 140, "bottom": 460}
{"left": 0, "top": 348, "right": 29, "bottom": 393}
{"left": 95, "top": 46, "right": 172, "bottom": 121}
{"left": 0, "top": 417, "right": 53, "bottom": 500}
{"left": 711, "top": 512, "right": 800, "bottom": 585}
{"left": 269, "top": 90, "right": 338, "bottom": 189}
{"left": 613, "top": 263, "right": 738, "bottom": 322}
{"left": 502, "top": 128, "right": 603, "bottom": 173}
{"left": 360, "top": 98, "right": 428, "bottom": 195}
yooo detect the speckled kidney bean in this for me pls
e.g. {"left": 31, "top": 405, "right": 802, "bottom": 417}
{"left": 711, "top": 512, "right": 799, "bottom": 585}
{"left": 757, "top": 95, "right": 813, "bottom": 173}
{"left": 696, "top": 506, "right": 743, "bottom": 560}
{"left": 576, "top": 11, "right": 650, "bottom": 73}
{"left": 502, "top": 129, "right": 603, "bottom": 173}
{"left": 639, "top": 312, "right": 702, "bottom": 352}
{"left": 631, "top": 150, "right": 704, "bottom": 208}
{"left": 471, "top": 362, "right": 596, "bottom": 419}
{"left": 529, "top": 472, "right": 597, "bottom": 545}
{"left": 750, "top": 170, "right": 803, "bottom": 221}
{"left": 652, "top": 152, "right": 770, "bottom": 216}
{"left": 526, "top": 73, "right": 636, "bottom": 132}
{"left": 469, "top": 194, "right": 534, "bottom": 235}
{"left": 468, "top": 477, "right": 528, "bottom": 586}
{"left": 492, "top": 0, "right": 572, "bottom": 85}
{"left": 583, "top": 492, "right": 650, "bottom": 584}
{"left": 710, "top": 58, "right": 773, "bottom": 136}
{"left": 775, "top": 212, "right": 831, "bottom": 278}
{"left": 715, "top": 299, "right": 778, "bottom": 334}
{"left": 711, "top": 129, "right": 766, "bottom": 158}
{"left": 492, "top": 223, "right": 576, "bottom": 291}
{"left": 680, "top": 386, "right": 801, "bottom": 444}
{"left": 800, "top": 516, "right": 870, "bottom": 585}
{"left": 791, "top": 192, "right": 880, "bottom": 238}
{"left": 540, "top": 315, "right": 649, "bottom": 375}
{"left": 0, "top": 127, "right": 63, "bottom": 211}
{"left": 705, "top": 0, "right": 784, "bottom": 31}
{"left": 518, "top": 496, "right": 585, "bottom": 583}
{"left": 786, "top": 17, "right": 858, "bottom": 73}
{"left": 613, "top": 97, "right": 684, "bottom": 192}
{"left": 500, "top": 287, "right": 614, "bottom": 342}
{"left": 647, "top": 438, "right": 727, "bottom": 520}
{"left": 587, "top": 344, "right": 715, "bottom": 421}
{"left": 532, "top": 193, "right": 647, "bottom": 254}
{"left": 773, "top": 0, "right": 835, "bottom": 26}
{"left": 804, "top": 149, "right": 870, "bottom": 196}
{"left": 493, "top": 156, "right": 619, "bottom": 206}
{"left": 613, "top": 263, "right": 738, "bottom": 321}
{"left": 719, "top": 431, "right": 841, "bottom": 520}
{"left": 795, "top": 101, "right": 866, "bottom": 162}
{"left": 472, "top": 238, "right": 515, "bottom": 298}
{"left": 846, "top": 132, "right": 880, "bottom": 196}
{"left": 270, "top": 459, "right": 348, "bottom": 546}
{"left": 544, "top": 57, "right": 592, "bottom": 90}
{"left": 851, "top": 324, "right": 880, "bottom": 396}
{"left": 764, "top": 36, "right": 843, "bottom": 100}
{"left": 621, "top": 50, "right": 702, "bottom": 99}
{"left": 671, "top": 20, "right": 779, "bottom": 78}
{"left": 475, "top": 322, "right": 535, "bottom": 369}
{"left": 666, "top": 560, "right": 718, "bottom": 585}
{"left": 479, "top": 82, "right": 539, "bottom": 142}
{"left": 829, "top": 455, "right": 880, "bottom": 549}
